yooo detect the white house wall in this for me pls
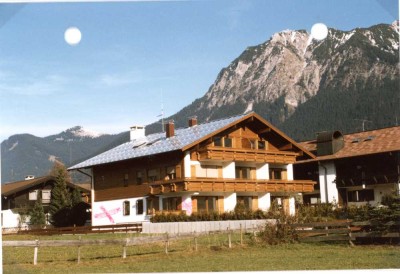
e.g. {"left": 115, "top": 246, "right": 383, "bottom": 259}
{"left": 224, "top": 192, "right": 237, "bottom": 212}
{"left": 222, "top": 161, "right": 236, "bottom": 179}
{"left": 184, "top": 152, "right": 191, "bottom": 177}
{"left": 347, "top": 184, "right": 396, "bottom": 207}
{"left": 1, "top": 209, "right": 23, "bottom": 228}
{"left": 319, "top": 162, "right": 338, "bottom": 203}
{"left": 258, "top": 193, "right": 271, "bottom": 211}
{"left": 287, "top": 164, "right": 294, "bottom": 180}
{"left": 256, "top": 163, "right": 269, "bottom": 180}
{"left": 92, "top": 197, "right": 147, "bottom": 226}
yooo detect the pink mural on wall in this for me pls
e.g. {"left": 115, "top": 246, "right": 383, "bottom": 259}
{"left": 94, "top": 206, "right": 121, "bottom": 223}
{"left": 181, "top": 198, "right": 192, "bottom": 215}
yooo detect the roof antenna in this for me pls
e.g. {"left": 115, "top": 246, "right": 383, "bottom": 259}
{"left": 354, "top": 119, "right": 372, "bottom": 131}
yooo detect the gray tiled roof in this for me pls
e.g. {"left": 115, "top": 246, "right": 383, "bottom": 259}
{"left": 68, "top": 113, "right": 250, "bottom": 170}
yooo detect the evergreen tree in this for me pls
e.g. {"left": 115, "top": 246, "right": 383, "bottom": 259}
{"left": 29, "top": 190, "right": 46, "bottom": 227}
{"left": 71, "top": 187, "right": 82, "bottom": 207}
{"left": 49, "top": 162, "right": 72, "bottom": 225}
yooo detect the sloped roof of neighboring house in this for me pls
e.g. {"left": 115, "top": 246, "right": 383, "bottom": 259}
{"left": 68, "top": 112, "right": 315, "bottom": 170}
{"left": 1, "top": 176, "right": 89, "bottom": 197}
{"left": 298, "top": 126, "right": 400, "bottom": 162}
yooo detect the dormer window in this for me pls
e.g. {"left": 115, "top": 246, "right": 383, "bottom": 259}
{"left": 213, "top": 136, "right": 222, "bottom": 147}
{"left": 213, "top": 136, "right": 232, "bottom": 148}
{"left": 224, "top": 137, "right": 232, "bottom": 148}
{"left": 258, "top": 140, "right": 266, "bottom": 150}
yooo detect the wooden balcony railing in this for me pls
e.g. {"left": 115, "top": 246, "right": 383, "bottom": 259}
{"left": 194, "top": 146, "right": 299, "bottom": 163}
{"left": 149, "top": 177, "right": 316, "bottom": 195}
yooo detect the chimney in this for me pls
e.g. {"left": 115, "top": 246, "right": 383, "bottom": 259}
{"left": 130, "top": 125, "right": 145, "bottom": 141}
{"left": 188, "top": 116, "right": 197, "bottom": 127}
{"left": 165, "top": 120, "right": 175, "bottom": 138}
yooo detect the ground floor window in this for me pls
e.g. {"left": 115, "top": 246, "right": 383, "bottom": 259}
{"left": 196, "top": 196, "right": 217, "bottom": 213}
{"left": 147, "top": 197, "right": 160, "bottom": 214}
{"left": 237, "top": 196, "right": 253, "bottom": 210}
{"left": 123, "top": 201, "right": 130, "bottom": 216}
{"left": 136, "top": 199, "right": 144, "bottom": 215}
{"left": 162, "top": 197, "right": 182, "bottom": 211}
{"left": 347, "top": 189, "right": 374, "bottom": 202}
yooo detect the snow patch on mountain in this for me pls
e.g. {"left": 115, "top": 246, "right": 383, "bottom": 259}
{"left": 8, "top": 141, "right": 18, "bottom": 151}
{"left": 70, "top": 126, "right": 104, "bottom": 138}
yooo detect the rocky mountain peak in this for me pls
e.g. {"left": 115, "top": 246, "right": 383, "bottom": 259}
{"left": 145, "top": 22, "right": 399, "bottom": 140}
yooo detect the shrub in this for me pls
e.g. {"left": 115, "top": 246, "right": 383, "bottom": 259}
{"left": 254, "top": 215, "right": 297, "bottom": 245}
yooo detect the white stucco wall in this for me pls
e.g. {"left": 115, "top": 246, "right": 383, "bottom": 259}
{"left": 181, "top": 194, "right": 193, "bottom": 215}
{"left": 286, "top": 164, "right": 294, "bottom": 180}
{"left": 224, "top": 193, "right": 237, "bottom": 211}
{"left": 92, "top": 197, "right": 148, "bottom": 226}
{"left": 319, "top": 162, "right": 338, "bottom": 203}
{"left": 258, "top": 193, "right": 271, "bottom": 211}
{"left": 223, "top": 162, "right": 236, "bottom": 179}
{"left": 1, "top": 210, "right": 22, "bottom": 228}
{"left": 184, "top": 152, "right": 191, "bottom": 178}
{"left": 289, "top": 197, "right": 296, "bottom": 216}
{"left": 256, "top": 163, "right": 269, "bottom": 180}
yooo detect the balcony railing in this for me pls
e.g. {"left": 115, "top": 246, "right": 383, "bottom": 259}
{"left": 149, "top": 177, "right": 316, "bottom": 195}
{"left": 195, "top": 146, "right": 299, "bottom": 163}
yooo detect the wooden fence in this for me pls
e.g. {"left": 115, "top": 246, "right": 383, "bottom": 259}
{"left": 3, "top": 228, "right": 244, "bottom": 265}
{"left": 292, "top": 220, "right": 400, "bottom": 245}
{"left": 292, "top": 221, "right": 353, "bottom": 245}
{"left": 15, "top": 223, "right": 142, "bottom": 235}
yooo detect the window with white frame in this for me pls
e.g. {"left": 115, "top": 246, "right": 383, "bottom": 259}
{"left": 42, "top": 190, "right": 51, "bottom": 203}
{"left": 136, "top": 199, "right": 144, "bottom": 215}
{"left": 29, "top": 190, "right": 38, "bottom": 200}
{"left": 123, "top": 201, "right": 130, "bottom": 216}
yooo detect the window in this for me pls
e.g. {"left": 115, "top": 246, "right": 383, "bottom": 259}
{"left": 213, "top": 136, "right": 222, "bottom": 147}
{"left": 237, "top": 196, "right": 253, "bottom": 210}
{"left": 196, "top": 196, "right": 217, "bottom": 213}
{"left": 348, "top": 189, "right": 374, "bottom": 202}
{"left": 148, "top": 169, "right": 159, "bottom": 183}
{"left": 166, "top": 166, "right": 176, "bottom": 180}
{"left": 42, "top": 190, "right": 51, "bottom": 203}
{"left": 136, "top": 199, "right": 144, "bottom": 215}
{"left": 270, "top": 169, "right": 282, "bottom": 180}
{"left": 196, "top": 165, "right": 219, "bottom": 178}
{"left": 236, "top": 167, "right": 250, "bottom": 179}
{"left": 136, "top": 171, "right": 143, "bottom": 185}
{"left": 162, "top": 197, "right": 182, "bottom": 211}
{"left": 224, "top": 137, "right": 232, "bottom": 148}
{"left": 123, "top": 201, "right": 130, "bottom": 216}
{"left": 29, "top": 190, "right": 38, "bottom": 200}
{"left": 258, "top": 140, "right": 266, "bottom": 150}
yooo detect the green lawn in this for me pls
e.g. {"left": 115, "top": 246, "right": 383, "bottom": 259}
{"left": 2, "top": 232, "right": 400, "bottom": 273}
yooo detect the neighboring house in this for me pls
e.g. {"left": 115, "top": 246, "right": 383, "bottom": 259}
{"left": 68, "top": 112, "right": 316, "bottom": 226}
{"left": 1, "top": 175, "right": 90, "bottom": 228}
{"left": 294, "top": 127, "right": 400, "bottom": 207}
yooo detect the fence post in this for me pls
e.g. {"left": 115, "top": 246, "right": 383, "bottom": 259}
{"left": 33, "top": 239, "right": 39, "bottom": 265}
{"left": 348, "top": 220, "right": 354, "bottom": 247}
{"left": 165, "top": 233, "right": 169, "bottom": 254}
{"left": 123, "top": 238, "right": 127, "bottom": 259}
{"left": 194, "top": 231, "right": 198, "bottom": 252}
{"left": 240, "top": 224, "right": 243, "bottom": 246}
{"left": 228, "top": 230, "right": 232, "bottom": 248}
{"left": 77, "top": 236, "right": 82, "bottom": 264}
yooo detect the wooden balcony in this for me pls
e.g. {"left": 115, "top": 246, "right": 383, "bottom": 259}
{"left": 194, "top": 147, "right": 299, "bottom": 163}
{"left": 148, "top": 177, "right": 316, "bottom": 195}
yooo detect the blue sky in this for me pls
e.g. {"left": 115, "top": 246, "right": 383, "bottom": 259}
{"left": 0, "top": 0, "right": 398, "bottom": 141}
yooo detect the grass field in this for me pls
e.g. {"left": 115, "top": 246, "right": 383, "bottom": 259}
{"left": 2, "top": 232, "right": 400, "bottom": 273}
